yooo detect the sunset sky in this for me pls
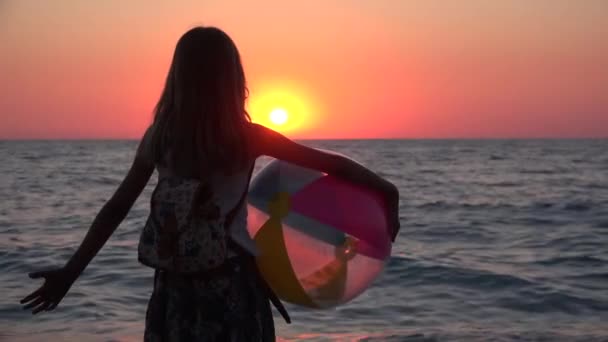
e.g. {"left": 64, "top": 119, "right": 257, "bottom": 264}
{"left": 1, "top": 0, "right": 606, "bottom": 139}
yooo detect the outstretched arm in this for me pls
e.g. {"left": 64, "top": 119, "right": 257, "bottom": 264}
{"left": 62, "top": 139, "right": 154, "bottom": 277}
{"left": 21, "top": 133, "right": 155, "bottom": 314}
{"left": 250, "top": 123, "right": 400, "bottom": 241}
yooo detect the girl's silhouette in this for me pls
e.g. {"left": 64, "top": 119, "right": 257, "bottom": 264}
{"left": 20, "top": 26, "right": 400, "bottom": 341}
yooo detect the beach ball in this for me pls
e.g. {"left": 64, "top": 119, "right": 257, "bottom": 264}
{"left": 247, "top": 155, "right": 392, "bottom": 309}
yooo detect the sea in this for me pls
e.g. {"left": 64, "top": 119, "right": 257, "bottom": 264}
{"left": 1, "top": 139, "right": 607, "bottom": 341}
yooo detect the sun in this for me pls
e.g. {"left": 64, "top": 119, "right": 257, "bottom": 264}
{"left": 269, "top": 108, "right": 289, "bottom": 125}
{"left": 246, "top": 81, "right": 321, "bottom": 135}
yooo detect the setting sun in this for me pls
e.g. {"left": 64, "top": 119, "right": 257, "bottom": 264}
{"left": 269, "top": 108, "right": 288, "bottom": 125}
{"left": 247, "top": 82, "right": 320, "bottom": 136}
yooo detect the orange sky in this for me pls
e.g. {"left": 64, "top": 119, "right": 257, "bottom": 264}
{"left": 1, "top": 0, "right": 607, "bottom": 139}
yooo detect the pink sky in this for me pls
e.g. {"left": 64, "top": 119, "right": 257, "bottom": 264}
{"left": 1, "top": 0, "right": 607, "bottom": 139}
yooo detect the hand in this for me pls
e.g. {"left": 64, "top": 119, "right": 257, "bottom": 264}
{"left": 20, "top": 267, "right": 77, "bottom": 314}
{"left": 388, "top": 204, "right": 400, "bottom": 242}
{"left": 385, "top": 186, "right": 401, "bottom": 243}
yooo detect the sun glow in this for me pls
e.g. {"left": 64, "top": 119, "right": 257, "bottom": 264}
{"left": 247, "top": 82, "right": 319, "bottom": 136}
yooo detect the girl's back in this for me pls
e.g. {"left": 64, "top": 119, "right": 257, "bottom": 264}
{"left": 149, "top": 135, "right": 259, "bottom": 258}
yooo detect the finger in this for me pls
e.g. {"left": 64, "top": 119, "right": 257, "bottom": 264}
{"left": 20, "top": 288, "right": 43, "bottom": 304}
{"left": 20, "top": 294, "right": 41, "bottom": 306}
{"left": 46, "top": 301, "right": 59, "bottom": 311}
{"left": 32, "top": 301, "right": 51, "bottom": 315}
{"left": 23, "top": 296, "right": 45, "bottom": 310}
{"left": 391, "top": 223, "right": 400, "bottom": 242}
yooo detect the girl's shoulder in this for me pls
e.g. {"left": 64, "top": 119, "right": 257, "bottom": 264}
{"left": 245, "top": 122, "right": 276, "bottom": 157}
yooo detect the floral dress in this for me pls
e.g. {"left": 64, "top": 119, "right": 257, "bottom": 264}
{"left": 143, "top": 255, "right": 276, "bottom": 341}
{"left": 140, "top": 163, "right": 288, "bottom": 341}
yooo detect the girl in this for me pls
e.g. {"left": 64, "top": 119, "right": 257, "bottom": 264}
{"left": 20, "top": 26, "right": 400, "bottom": 341}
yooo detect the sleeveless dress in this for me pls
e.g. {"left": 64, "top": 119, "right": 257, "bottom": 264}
{"left": 142, "top": 162, "right": 278, "bottom": 342}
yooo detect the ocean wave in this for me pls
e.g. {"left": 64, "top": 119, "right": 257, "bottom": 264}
{"left": 519, "top": 169, "right": 556, "bottom": 175}
{"left": 594, "top": 220, "right": 608, "bottom": 228}
{"left": 563, "top": 200, "right": 593, "bottom": 212}
{"left": 394, "top": 261, "right": 535, "bottom": 290}
{"left": 534, "top": 255, "right": 606, "bottom": 267}
{"left": 415, "top": 201, "right": 517, "bottom": 211}
{"left": 418, "top": 169, "right": 443, "bottom": 174}
{"left": 413, "top": 226, "right": 495, "bottom": 242}
{"left": 278, "top": 332, "right": 436, "bottom": 342}
{"left": 485, "top": 181, "right": 521, "bottom": 187}
{"left": 514, "top": 216, "right": 557, "bottom": 225}
{"left": 548, "top": 235, "right": 604, "bottom": 249}
{"left": 566, "top": 272, "right": 608, "bottom": 282}
{"left": 531, "top": 201, "right": 555, "bottom": 209}
{"left": 583, "top": 182, "right": 608, "bottom": 190}
{"left": 497, "top": 288, "right": 608, "bottom": 314}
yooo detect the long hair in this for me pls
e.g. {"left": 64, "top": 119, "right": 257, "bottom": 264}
{"left": 149, "top": 26, "right": 251, "bottom": 177}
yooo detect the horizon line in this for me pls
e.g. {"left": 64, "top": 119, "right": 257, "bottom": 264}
{"left": 1, "top": 137, "right": 607, "bottom": 141}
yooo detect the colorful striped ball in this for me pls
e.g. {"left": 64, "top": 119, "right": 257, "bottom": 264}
{"left": 247, "top": 155, "right": 392, "bottom": 309}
